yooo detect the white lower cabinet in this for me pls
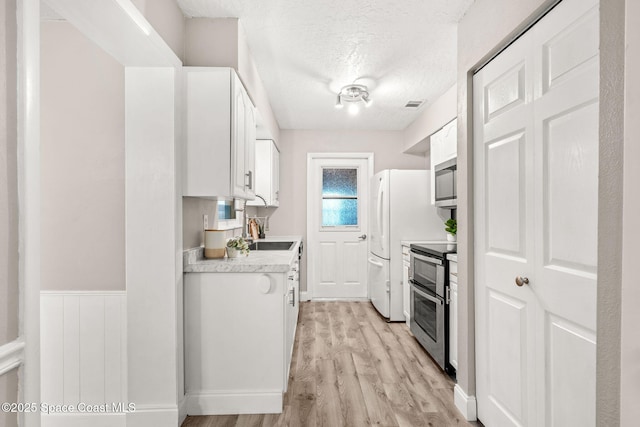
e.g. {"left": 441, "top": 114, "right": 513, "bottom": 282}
{"left": 184, "top": 266, "right": 299, "bottom": 415}
{"left": 449, "top": 260, "right": 458, "bottom": 370}
{"left": 402, "top": 245, "right": 411, "bottom": 325}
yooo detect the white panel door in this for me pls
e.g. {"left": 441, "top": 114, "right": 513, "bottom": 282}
{"left": 474, "top": 0, "right": 599, "bottom": 425}
{"left": 308, "top": 155, "right": 371, "bottom": 299}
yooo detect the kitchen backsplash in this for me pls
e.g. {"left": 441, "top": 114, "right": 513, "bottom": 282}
{"left": 182, "top": 197, "right": 246, "bottom": 249}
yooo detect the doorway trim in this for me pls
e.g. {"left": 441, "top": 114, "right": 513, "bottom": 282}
{"left": 305, "top": 152, "right": 374, "bottom": 300}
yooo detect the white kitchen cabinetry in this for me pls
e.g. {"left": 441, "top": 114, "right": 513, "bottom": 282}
{"left": 402, "top": 244, "right": 411, "bottom": 325}
{"left": 184, "top": 263, "right": 299, "bottom": 415}
{"left": 183, "top": 67, "right": 256, "bottom": 199}
{"left": 283, "top": 260, "right": 299, "bottom": 386}
{"left": 429, "top": 118, "right": 457, "bottom": 204}
{"left": 448, "top": 259, "right": 458, "bottom": 370}
{"left": 248, "top": 139, "right": 280, "bottom": 207}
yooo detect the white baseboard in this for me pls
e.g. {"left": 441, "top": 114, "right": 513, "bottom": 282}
{"left": 454, "top": 384, "right": 477, "bottom": 421}
{"left": 178, "top": 396, "right": 188, "bottom": 426}
{"left": 42, "top": 413, "right": 125, "bottom": 427}
{"left": 300, "top": 291, "right": 310, "bottom": 302}
{"left": 126, "top": 405, "right": 179, "bottom": 427}
{"left": 186, "top": 391, "right": 282, "bottom": 415}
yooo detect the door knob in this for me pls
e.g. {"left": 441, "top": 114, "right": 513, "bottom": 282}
{"left": 358, "top": 234, "right": 367, "bottom": 240}
{"left": 515, "top": 276, "right": 530, "bottom": 287}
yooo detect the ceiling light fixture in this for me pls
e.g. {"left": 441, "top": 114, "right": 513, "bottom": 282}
{"left": 335, "top": 84, "right": 372, "bottom": 112}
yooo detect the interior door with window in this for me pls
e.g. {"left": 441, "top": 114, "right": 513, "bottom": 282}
{"left": 307, "top": 154, "right": 371, "bottom": 299}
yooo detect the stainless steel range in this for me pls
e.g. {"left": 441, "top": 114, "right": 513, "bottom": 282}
{"left": 409, "top": 243, "right": 456, "bottom": 376}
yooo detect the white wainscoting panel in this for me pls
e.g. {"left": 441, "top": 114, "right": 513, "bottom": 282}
{"left": 40, "top": 291, "right": 127, "bottom": 426}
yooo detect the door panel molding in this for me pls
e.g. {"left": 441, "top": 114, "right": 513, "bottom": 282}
{"left": 474, "top": 0, "right": 599, "bottom": 425}
{"left": 306, "top": 153, "right": 374, "bottom": 299}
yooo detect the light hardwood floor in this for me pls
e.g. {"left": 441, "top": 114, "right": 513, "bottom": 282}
{"left": 182, "top": 301, "right": 482, "bottom": 427}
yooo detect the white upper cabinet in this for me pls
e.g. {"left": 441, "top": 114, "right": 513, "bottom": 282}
{"left": 429, "top": 118, "right": 457, "bottom": 204}
{"left": 248, "top": 139, "right": 280, "bottom": 207}
{"left": 183, "top": 67, "right": 256, "bottom": 200}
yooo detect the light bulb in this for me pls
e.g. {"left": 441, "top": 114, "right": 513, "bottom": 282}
{"left": 348, "top": 103, "right": 359, "bottom": 115}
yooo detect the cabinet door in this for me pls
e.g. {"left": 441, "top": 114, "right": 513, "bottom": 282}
{"left": 402, "top": 259, "right": 410, "bottom": 324}
{"left": 183, "top": 67, "right": 232, "bottom": 198}
{"left": 231, "top": 77, "right": 247, "bottom": 198}
{"left": 449, "top": 273, "right": 458, "bottom": 369}
{"left": 272, "top": 144, "right": 280, "bottom": 207}
{"left": 440, "top": 119, "right": 458, "bottom": 162}
{"left": 429, "top": 130, "right": 442, "bottom": 205}
{"left": 244, "top": 92, "right": 256, "bottom": 199}
{"left": 284, "top": 274, "right": 298, "bottom": 390}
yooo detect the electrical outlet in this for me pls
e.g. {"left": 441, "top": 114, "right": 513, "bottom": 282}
{"left": 203, "top": 214, "right": 208, "bottom": 230}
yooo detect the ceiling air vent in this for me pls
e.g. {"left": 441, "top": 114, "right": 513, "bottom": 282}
{"left": 404, "top": 100, "right": 424, "bottom": 109}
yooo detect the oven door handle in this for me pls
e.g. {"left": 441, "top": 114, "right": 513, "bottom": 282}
{"left": 411, "top": 283, "right": 443, "bottom": 305}
{"left": 410, "top": 252, "right": 443, "bottom": 266}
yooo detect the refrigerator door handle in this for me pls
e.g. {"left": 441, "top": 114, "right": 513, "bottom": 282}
{"left": 377, "top": 181, "right": 384, "bottom": 252}
{"left": 368, "top": 257, "right": 384, "bottom": 268}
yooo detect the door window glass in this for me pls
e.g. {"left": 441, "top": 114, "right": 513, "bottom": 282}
{"left": 321, "top": 168, "right": 358, "bottom": 227}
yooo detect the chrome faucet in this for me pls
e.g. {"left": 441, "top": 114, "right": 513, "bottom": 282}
{"left": 254, "top": 194, "right": 269, "bottom": 233}
{"left": 241, "top": 194, "right": 269, "bottom": 240}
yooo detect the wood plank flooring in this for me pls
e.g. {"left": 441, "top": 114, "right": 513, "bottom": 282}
{"left": 182, "top": 301, "right": 482, "bottom": 427}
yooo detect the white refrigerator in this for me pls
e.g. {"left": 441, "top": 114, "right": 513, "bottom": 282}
{"left": 368, "top": 169, "right": 447, "bottom": 321}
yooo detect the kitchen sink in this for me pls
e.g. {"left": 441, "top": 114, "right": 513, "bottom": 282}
{"left": 248, "top": 241, "right": 295, "bottom": 251}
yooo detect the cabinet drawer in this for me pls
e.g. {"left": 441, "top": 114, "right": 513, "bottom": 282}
{"left": 449, "top": 260, "right": 458, "bottom": 274}
{"left": 402, "top": 245, "right": 410, "bottom": 261}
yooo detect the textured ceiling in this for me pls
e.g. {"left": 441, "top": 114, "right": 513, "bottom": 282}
{"left": 182, "top": 0, "right": 474, "bottom": 130}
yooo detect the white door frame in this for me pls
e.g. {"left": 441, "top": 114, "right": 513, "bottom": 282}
{"left": 14, "top": 1, "right": 41, "bottom": 426}
{"left": 306, "top": 152, "right": 374, "bottom": 300}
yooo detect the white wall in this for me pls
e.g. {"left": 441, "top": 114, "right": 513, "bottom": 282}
{"left": 403, "top": 84, "right": 457, "bottom": 154}
{"left": 40, "top": 21, "right": 125, "bottom": 291}
{"left": 268, "top": 129, "right": 425, "bottom": 292}
{"left": 456, "top": 0, "right": 558, "bottom": 410}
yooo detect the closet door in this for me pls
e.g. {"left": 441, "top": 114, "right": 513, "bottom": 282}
{"left": 474, "top": 0, "right": 599, "bottom": 425}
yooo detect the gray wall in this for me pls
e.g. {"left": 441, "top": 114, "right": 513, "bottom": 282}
{"left": 132, "top": 0, "right": 186, "bottom": 62}
{"left": 0, "top": 1, "right": 19, "bottom": 425}
{"left": 598, "top": 0, "right": 626, "bottom": 425}
{"left": 182, "top": 197, "right": 243, "bottom": 249}
{"left": 0, "top": 0, "right": 18, "bottom": 347}
{"left": 0, "top": 369, "right": 18, "bottom": 427}
{"left": 40, "top": 21, "right": 125, "bottom": 291}
{"left": 268, "top": 129, "right": 426, "bottom": 292}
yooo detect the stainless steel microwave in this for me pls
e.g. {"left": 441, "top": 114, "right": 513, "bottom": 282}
{"left": 434, "top": 158, "right": 457, "bottom": 208}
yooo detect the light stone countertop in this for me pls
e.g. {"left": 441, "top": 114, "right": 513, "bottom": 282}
{"left": 183, "top": 236, "right": 302, "bottom": 273}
